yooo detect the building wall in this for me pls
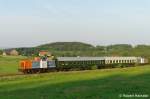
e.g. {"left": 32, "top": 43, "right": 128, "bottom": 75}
{"left": 10, "top": 50, "right": 19, "bottom": 56}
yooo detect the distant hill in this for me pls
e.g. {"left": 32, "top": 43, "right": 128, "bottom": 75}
{"left": 37, "top": 42, "right": 94, "bottom": 51}
{"left": 9, "top": 42, "right": 150, "bottom": 59}
{"left": 15, "top": 42, "right": 95, "bottom": 56}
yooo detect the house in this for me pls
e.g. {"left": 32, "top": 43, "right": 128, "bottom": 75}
{"left": 3, "top": 49, "right": 19, "bottom": 56}
{"left": 39, "top": 51, "right": 51, "bottom": 57}
{"left": 2, "top": 52, "right": 7, "bottom": 56}
{"left": 10, "top": 49, "right": 19, "bottom": 56}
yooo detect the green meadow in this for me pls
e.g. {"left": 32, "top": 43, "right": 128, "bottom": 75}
{"left": 0, "top": 65, "right": 150, "bottom": 99}
{"left": 0, "top": 55, "right": 26, "bottom": 74}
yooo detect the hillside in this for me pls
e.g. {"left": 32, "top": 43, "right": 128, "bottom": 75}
{"left": 0, "top": 65, "right": 150, "bottom": 99}
{"left": 14, "top": 42, "right": 150, "bottom": 58}
{"left": 37, "top": 42, "right": 94, "bottom": 51}
{"left": 16, "top": 42, "right": 95, "bottom": 56}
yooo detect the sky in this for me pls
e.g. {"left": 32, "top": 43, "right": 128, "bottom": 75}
{"left": 0, "top": 0, "right": 150, "bottom": 48}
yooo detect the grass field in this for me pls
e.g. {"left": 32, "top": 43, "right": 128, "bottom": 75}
{"left": 0, "top": 65, "right": 150, "bottom": 99}
{"left": 0, "top": 55, "right": 26, "bottom": 74}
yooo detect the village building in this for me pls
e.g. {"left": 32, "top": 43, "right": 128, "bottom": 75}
{"left": 2, "top": 52, "right": 7, "bottom": 56}
{"left": 39, "top": 50, "right": 51, "bottom": 57}
{"left": 3, "top": 49, "right": 19, "bottom": 56}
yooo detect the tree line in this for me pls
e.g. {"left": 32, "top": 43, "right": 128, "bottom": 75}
{"left": 7, "top": 42, "right": 148, "bottom": 59}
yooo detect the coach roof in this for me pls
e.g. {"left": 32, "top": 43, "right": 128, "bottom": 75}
{"left": 57, "top": 57, "right": 105, "bottom": 61}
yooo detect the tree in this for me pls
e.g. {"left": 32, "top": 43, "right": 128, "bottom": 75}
{"left": 0, "top": 50, "right": 3, "bottom": 55}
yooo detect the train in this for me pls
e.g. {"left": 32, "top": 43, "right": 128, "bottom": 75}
{"left": 19, "top": 56, "right": 148, "bottom": 74}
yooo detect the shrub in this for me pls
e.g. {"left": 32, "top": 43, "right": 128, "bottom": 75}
{"left": 116, "top": 64, "right": 122, "bottom": 68}
{"left": 91, "top": 65, "right": 98, "bottom": 70}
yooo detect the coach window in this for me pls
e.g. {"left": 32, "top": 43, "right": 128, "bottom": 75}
{"left": 95, "top": 61, "right": 97, "bottom": 64}
{"left": 96, "top": 61, "right": 99, "bottom": 64}
{"left": 83, "top": 61, "right": 85, "bottom": 64}
{"left": 116, "top": 60, "right": 118, "bottom": 63}
{"left": 101, "top": 61, "right": 103, "bottom": 64}
{"left": 101, "top": 61, "right": 104, "bottom": 64}
{"left": 98, "top": 61, "right": 100, "bottom": 64}
{"left": 70, "top": 62, "right": 73, "bottom": 65}
{"left": 79, "top": 61, "right": 81, "bottom": 64}
{"left": 82, "top": 61, "right": 84, "bottom": 64}
{"left": 123, "top": 60, "right": 125, "bottom": 63}
{"left": 106, "top": 60, "right": 108, "bottom": 64}
{"left": 65, "top": 62, "right": 68, "bottom": 65}
{"left": 109, "top": 60, "right": 111, "bottom": 64}
{"left": 119, "top": 60, "right": 121, "bottom": 63}
{"left": 100, "top": 61, "right": 102, "bottom": 64}
{"left": 100, "top": 60, "right": 102, "bottom": 64}
{"left": 113, "top": 60, "right": 115, "bottom": 63}
{"left": 85, "top": 61, "right": 87, "bottom": 64}
{"left": 86, "top": 61, "right": 88, "bottom": 64}
{"left": 103, "top": 60, "right": 105, "bottom": 64}
{"left": 78, "top": 61, "right": 80, "bottom": 64}
{"left": 130, "top": 60, "right": 132, "bottom": 63}
{"left": 96, "top": 61, "right": 98, "bottom": 64}
{"left": 92, "top": 61, "right": 94, "bottom": 64}
{"left": 124, "top": 60, "right": 126, "bottom": 63}
{"left": 62, "top": 61, "right": 65, "bottom": 65}
{"left": 93, "top": 61, "right": 95, "bottom": 64}
{"left": 90, "top": 61, "right": 93, "bottom": 64}
{"left": 127, "top": 60, "right": 129, "bottom": 63}
{"left": 79, "top": 61, "right": 82, "bottom": 64}
{"left": 76, "top": 61, "right": 79, "bottom": 65}
{"left": 121, "top": 60, "right": 123, "bottom": 63}
{"left": 90, "top": 61, "right": 92, "bottom": 64}
{"left": 88, "top": 61, "right": 90, "bottom": 64}
{"left": 84, "top": 61, "right": 86, "bottom": 64}
{"left": 76, "top": 61, "right": 78, "bottom": 65}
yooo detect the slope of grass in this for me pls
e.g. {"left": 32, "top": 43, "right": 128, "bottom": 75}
{"left": 0, "top": 65, "right": 150, "bottom": 99}
{"left": 0, "top": 55, "right": 26, "bottom": 73}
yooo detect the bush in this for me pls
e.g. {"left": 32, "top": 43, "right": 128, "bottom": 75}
{"left": 0, "top": 50, "right": 3, "bottom": 55}
{"left": 91, "top": 65, "right": 98, "bottom": 70}
{"left": 116, "top": 64, "right": 122, "bottom": 68}
{"left": 121, "top": 64, "right": 126, "bottom": 68}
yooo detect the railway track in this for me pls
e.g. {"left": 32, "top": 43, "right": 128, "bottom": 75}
{"left": 0, "top": 73, "right": 25, "bottom": 77}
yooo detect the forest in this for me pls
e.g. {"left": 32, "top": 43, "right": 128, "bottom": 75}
{"left": 10, "top": 42, "right": 150, "bottom": 59}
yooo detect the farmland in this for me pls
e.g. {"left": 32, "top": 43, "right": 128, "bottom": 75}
{"left": 0, "top": 55, "right": 26, "bottom": 74}
{"left": 0, "top": 65, "right": 150, "bottom": 99}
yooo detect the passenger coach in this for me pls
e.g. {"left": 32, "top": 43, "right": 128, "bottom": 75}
{"left": 56, "top": 57, "right": 105, "bottom": 70}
